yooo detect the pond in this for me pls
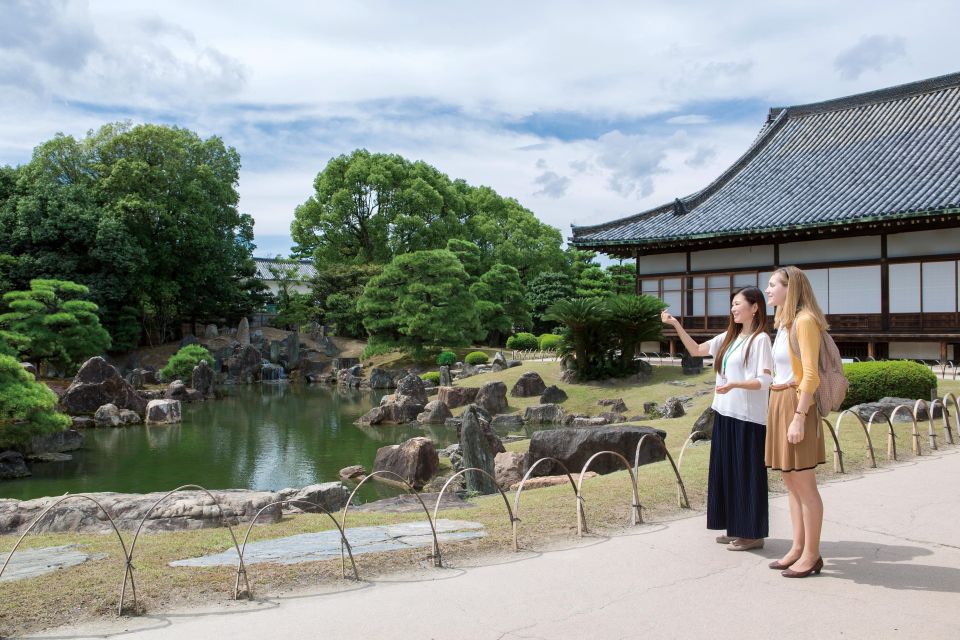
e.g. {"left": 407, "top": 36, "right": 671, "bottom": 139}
{"left": 2, "top": 384, "right": 530, "bottom": 504}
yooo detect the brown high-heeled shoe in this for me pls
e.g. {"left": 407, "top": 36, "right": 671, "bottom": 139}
{"left": 781, "top": 556, "right": 823, "bottom": 578}
{"left": 768, "top": 558, "right": 796, "bottom": 570}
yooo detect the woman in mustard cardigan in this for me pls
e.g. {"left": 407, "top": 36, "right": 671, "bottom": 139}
{"left": 765, "top": 266, "right": 827, "bottom": 578}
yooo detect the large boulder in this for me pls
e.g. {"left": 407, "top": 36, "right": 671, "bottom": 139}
{"left": 373, "top": 437, "right": 439, "bottom": 489}
{"left": 226, "top": 344, "right": 263, "bottom": 384}
{"left": 145, "top": 399, "right": 182, "bottom": 425}
{"left": 164, "top": 380, "right": 204, "bottom": 403}
{"left": 0, "top": 451, "right": 30, "bottom": 480}
{"left": 540, "top": 385, "right": 568, "bottom": 404}
{"left": 511, "top": 371, "right": 547, "bottom": 397}
{"left": 26, "top": 429, "right": 83, "bottom": 455}
{"left": 417, "top": 400, "right": 453, "bottom": 425}
{"left": 439, "top": 366, "right": 452, "bottom": 387}
{"left": 692, "top": 406, "right": 716, "bottom": 440}
{"left": 339, "top": 465, "right": 367, "bottom": 481}
{"left": 94, "top": 403, "right": 121, "bottom": 427}
{"left": 491, "top": 414, "right": 524, "bottom": 429}
{"left": 437, "top": 386, "right": 479, "bottom": 408}
{"left": 660, "top": 397, "right": 686, "bottom": 418}
{"left": 125, "top": 369, "right": 145, "bottom": 390}
{"left": 459, "top": 406, "right": 499, "bottom": 494}
{"left": 495, "top": 451, "right": 525, "bottom": 490}
{"left": 475, "top": 381, "right": 508, "bottom": 415}
{"left": 191, "top": 360, "right": 214, "bottom": 398}
{"left": 283, "top": 330, "right": 301, "bottom": 368}
{"left": 204, "top": 324, "right": 219, "bottom": 338}
{"left": 523, "top": 425, "right": 668, "bottom": 477}
{"left": 60, "top": 357, "right": 146, "bottom": 416}
{"left": 358, "top": 396, "right": 425, "bottom": 425}
{"left": 849, "top": 397, "right": 944, "bottom": 422}
{"left": 0, "top": 489, "right": 280, "bottom": 534}
{"left": 237, "top": 317, "right": 251, "bottom": 346}
{"left": 524, "top": 403, "right": 566, "bottom": 425}
{"left": 368, "top": 368, "right": 396, "bottom": 389}
{"left": 395, "top": 374, "right": 428, "bottom": 405}
{"left": 277, "top": 482, "right": 350, "bottom": 512}
{"left": 598, "top": 398, "right": 628, "bottom": 413}
{"left": 491, "top": 352, "right": 508, "bottom": 372}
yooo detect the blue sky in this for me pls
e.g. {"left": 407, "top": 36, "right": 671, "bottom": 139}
{"left": 1, "top": 0, "right": 957, "bottom": 258}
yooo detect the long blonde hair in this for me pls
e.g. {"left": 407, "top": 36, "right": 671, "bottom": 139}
{"left": 772, "top": 266, "right": 829, "bottom": 330}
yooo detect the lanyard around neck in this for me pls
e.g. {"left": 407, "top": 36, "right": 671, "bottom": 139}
{"left": 721, "top": 335, "right": 747, "bottom": 375}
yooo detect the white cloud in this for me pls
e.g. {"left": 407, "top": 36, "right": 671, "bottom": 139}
{"left": 667, "top": 115, "right": 712, "bottom": 125}
{"left": 834, "top": 35, "right": 907, "bottom": 80}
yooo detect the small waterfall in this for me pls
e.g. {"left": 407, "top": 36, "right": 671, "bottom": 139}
{"left": 261, "top": 363, "right": 287, "bottom": 382}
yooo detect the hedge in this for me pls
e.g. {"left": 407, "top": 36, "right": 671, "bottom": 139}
{"left": 436, "top": 351, "right": 457, "bottom": 366}
{"left": 464, "top": 351, "right": 489, "bottom": 365}
{"left": 841, "top": 360, "right": 937, "bottom": 409}
{"left": 538, "top": 333, "right": 563, "bottom": 351}
{"left": 420, "top": 371, "right": 441, "bottom": 385}
{"left": 506, "top": 332, "right": 538, "bottom": 350}
{"left": 160, "top": 345, "right": 214, "bottom": 383}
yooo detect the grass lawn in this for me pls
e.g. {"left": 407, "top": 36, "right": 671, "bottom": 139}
{"left": 2, "top": 362, "right": 958, "bottom": 636}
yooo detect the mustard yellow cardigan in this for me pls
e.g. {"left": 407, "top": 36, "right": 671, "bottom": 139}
{"left": 786, "top": 311, "right": 821, "bottom": 395}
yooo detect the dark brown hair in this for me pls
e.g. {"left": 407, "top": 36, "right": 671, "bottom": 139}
{"left": 714, "top": 286, "right": 767, "bottom": 374}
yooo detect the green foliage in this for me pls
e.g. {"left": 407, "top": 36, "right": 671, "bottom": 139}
{"left": 0, "top": 279, "right": 111, "bottom": 375}
{"left": 546, "top": 295, "right": 666, "bottom": 380}
{"left": 420, "top": 371, "right": 441, "bottom": 385}
{"left": 269, "top": 291, "right": 321, "bottom": 331}
{"left": 606, "top": 263, "right": 635, "bottom": 295}
{"left": 506, "top": 332, "right": 539, "bottom": 350}
{"left": 357, "top": 249, "right": 480, "bottom": 358}
{"left": 312, "top": 263, "right": 381, "bottom": 337}
{"left": 577, "top": 265, "right": 614, "bottom": 298}
{"left": 324, "top": 292, "right": 365, "bottom": 338}
{"left": 538, "top": 333, "right": 563, "bottom": 351}
{"left": 360, "top": 339, "right": 398, "bottom": 360}
{"left": 436, "top": 350, "right": 457, "bottom": 366}
{"left": 527, "top": 271, "right": 576, "bottom": 333}
{"left": 160, "top": 344, "right": 214, "bottom": 383}
{"left": 291, "top": 149, "right": 565, "bottom": 284}
{"left": 0, "top": 123, "right": 258, "bottom": 347}
{"left": 469, "top": 263, "right": 532, "bottom": 345}
{"left": 464, "top": 351, "right": 489, "bottom": 365}
{"left": 842, "top": 361, "right": 938, "bottom": 409}
{"left": 0, "top": 354, "right": 71, "bottom": 447}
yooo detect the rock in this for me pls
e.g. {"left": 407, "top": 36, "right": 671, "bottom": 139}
{"left": 164, "top": 380, "right": 203, "bottom": 403}
{"left": 660, "top": 397, "right": 686, "bottom": 418}
{"left": 572, "top": 416, "right": 610, "bottom": 428}
{"left": 71, "top": 416, "right": 95, "bottom": 429}
{"left": 509, "top": 472, "right": 598, "bottom": 491}
{"left": 511, "top": 371, "right": 547, "bottom": 397}
{"left": 507, "top": 360, "right": 522, "bottom": 368}
{"left": 561, "top": 413, "right": 588, "bottom": 426}
{"left": 692, "top": 406, "right": 716, "bottom": 440}
{"left": 94, "top": 403, "right": 121, "bottom": 427}
{"left": 145, "top": 399, "right": 182, "bottom": 424}
{"left": 204, "top": 324, "right": 219, "bottom": 338}
{"left": 358, "top": 395, "right": 425, "bottom": 425}
{"left": 459, "top": 406, "right": 499, "bottom": 494}
{"left": 635, "top": 359, "right": 654, "bottom": 381}
{"left": 269, "top": 340, "right": 282, "bottom": 363}
{"left": 681, "top": 354, "right": 704, "bottom": 375}
{"left": 118, "top": 409, "right": 141, "bottom": 425}
{"left": 26, "top": 452, "right": 73, "bottom": 463}
{"left": 136, "top": 389, "right": 163, "bottom": 401}
{"left": 191, "top": 360, "right": 214, "bottom": 398}
{"left": 237, "top": 317, "right": 251, "bottom": 346}
{"left": 21, "top": 362, "right": 37, "bottom": 377}
{"left": 437, "top": 386, "right": 479, "bottom": 408}
{"left": 339, "top": 465, "right": 367, "bottom": 481}
{"left": 523, "top": 425, "right": 668, "bottom": 477}
{"left": 332, "top": 357, "right": 360, "bottom": 371}
{"left": 0, "top": 489, "right": 280, "bottom": 534}
{"left": 283, "top": 330, "right": 301, "bottom": 368}
{"left": 523, "top": 403, "right": 566, "bottom": 425}
{"left": 439, "top": 366, "right": 452, "bottom": 386}
{"left": 142, "top": 368, "right": 160, "bottom": 385}
{"left": 476, "top": 381, "right": 508, "bottom": 415}
{"left": 395, "top": 373, "right": 428, "bottom": 405}
{"left": 373, "top": 437, "right": 439, "bottom": 489}
{"left": 417, "top": 400, "right": 453, "bottom": 425}
{"left": 277, "top": 482, "right": 349, "bottom": 512}
{"left": 368, "top": 368, "right": 396, "bottom": 389}
{"left": 540, "top": 385, "right": 568, "bottom": 404}
{"left": 495, "top": 452, "right": 525, "bottom": 490}
{"left": 439, "top": 443, "right": 464, "bottom": 473}
{"left": 599, "top": 411, "right": 627, "bottom": 424}
{"left": 27, "top": 429, "right": 83, "bottom": 455}
{"left": 337, "top": 366, "right": 364, "bottom": 388}
{"left": 125, "top": 369, "right": 144, "bottom": 390}
{"left": 491, "top": 414, "right": 524, "bottom": 429}
{"left": 458, "top": 363, "right": 480, "bottom": 378}
{"left": 225, "top": 344, "right": 263, "bottom": 384}
{"left": 598, "top": 398, "right": 628, "bottom": 413}
{"left": 560, "top": 369, "right": 578, "bottom": 384}
{"left": 60, "top": 357, "right": 147, "bottom": 416}
{"left": 850, "top": 397, "right": 944, "bottom": 422}
{"left": 178, "top": 334, "right": 200, "bottom": 349}
{"left": 492, "top": 352, "right": 508, "bottom": 368}
{"left": 0, "top": 451, "right": 30, "bottom": 480}
{"left": 643, "top": 401, "right": 661, "bottom": 416}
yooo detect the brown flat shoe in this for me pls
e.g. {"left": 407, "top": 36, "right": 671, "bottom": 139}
{"left": 727, "top": 538, "right": 764, "bottom": 551}
{"left": 781, "top": 557, "right": 823, "bottom": 578}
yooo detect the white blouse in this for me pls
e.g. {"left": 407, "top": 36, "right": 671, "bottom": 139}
{"left": 771, "top": 325, "right": 796, "bottom": 385}
{"left": 707, "top": 331, "right": 774, "bottom": 426}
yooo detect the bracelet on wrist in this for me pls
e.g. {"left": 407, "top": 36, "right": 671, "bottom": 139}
{"left": 794, "top": 409, "right": 806, "bottom": 417}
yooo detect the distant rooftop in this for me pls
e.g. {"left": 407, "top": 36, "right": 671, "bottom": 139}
{"left": 253, "top": 257, "right": 316, "bottom": 281}
{"left": 571, "top": 72, "right": 960, "bottom": 253}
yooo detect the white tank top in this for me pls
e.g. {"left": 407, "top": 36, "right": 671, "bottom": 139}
{"left": 772, "top": 325, "right": 795, "bottom": 385}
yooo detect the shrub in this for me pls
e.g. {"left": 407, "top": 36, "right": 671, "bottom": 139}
{"left": 506, "top": 332, "right": 538, "bottom": 350}
{"left": 842, "top": 360, "right": 937, "bottom": 409}
{"left": 420, "top": 371, "right": 441, "bottom": 385}
{"left": 0, "top": 354, "right": 71, "bottom": 447}
{"left": 436, "top": 351, "right": 457, "bottom": 366}
{"left": 160, "top": 345, "right": 214, "bottom": 383}
{"left": 464, "top": 351, "right": 489, "bottom": 365}
{"left": 538, "top": 333, "right": 563, "bottom": 351}
{"left": 360, "top": 341, "right": 398, "bottom": 360}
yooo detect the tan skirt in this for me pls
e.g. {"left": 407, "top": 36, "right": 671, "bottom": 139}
{"left": 765, "top": 387, "right": 826, "bottom": 472}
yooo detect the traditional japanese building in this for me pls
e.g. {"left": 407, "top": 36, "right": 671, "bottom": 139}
{"left": 570, "top": 73, "right": 960, "bottom": 361}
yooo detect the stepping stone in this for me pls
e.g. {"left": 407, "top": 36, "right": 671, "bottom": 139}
{"left": 170, "top": 519, "right": 485, "bottom": 567}
{"left": 0, "top": 544, "right": 106, "bottom": 582}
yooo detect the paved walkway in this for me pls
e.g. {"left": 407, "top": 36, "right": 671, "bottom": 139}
{"left": 33, "top": 448, "right": 960, "bottom": 639}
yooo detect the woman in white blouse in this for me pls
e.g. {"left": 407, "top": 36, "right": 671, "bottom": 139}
{"left": 662, "top": 286, "right": 773, "bottom": 551}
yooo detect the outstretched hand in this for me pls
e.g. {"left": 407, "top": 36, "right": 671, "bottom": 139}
{"left": 661, "top": 310, "right": 676, "bottom": 325}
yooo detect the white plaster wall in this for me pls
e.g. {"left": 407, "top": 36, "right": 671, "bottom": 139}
{"left": 779, "top": 235, "right": 881, "bottom": 264}
{"left": 888, "top": 228, "right": 960, "bottom": 258}
{"left": 637, "top": 252, "right": 686, "bottom": 274}
{"left": 690, "top": 245, "right": 774, "bottom": 271}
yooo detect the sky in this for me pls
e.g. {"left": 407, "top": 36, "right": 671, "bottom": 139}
{"left": 1, "top": 0, "right": 958, "bottom": 258}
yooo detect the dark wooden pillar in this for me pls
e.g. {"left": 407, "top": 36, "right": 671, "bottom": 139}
{"left": 880, "top": 234, "right": 889, "bottom": 331}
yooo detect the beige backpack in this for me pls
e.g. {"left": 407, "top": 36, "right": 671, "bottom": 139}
{"left": 790, "top": 324, "right": 849, "bottom": 417}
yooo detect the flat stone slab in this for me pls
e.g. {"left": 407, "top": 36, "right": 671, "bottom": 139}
{"left": 170, "top": 519, "right": 485, "bottom": 567}
{"left": 0, "top": 544, "right": 106, "bottom": 582}
{"left": 353, "top": 492, "right": 474, "bottom": 514}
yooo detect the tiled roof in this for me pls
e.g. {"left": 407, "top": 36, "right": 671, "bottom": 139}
{"left": 253, "top": 257, "right": 316, "bottom": 282}
{"left": 572, "top": 72, "right": 960, "bottom": 248}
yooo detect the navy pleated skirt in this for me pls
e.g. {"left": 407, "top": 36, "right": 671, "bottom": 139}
{"left": 706, "top": 412, "right": 769, "bottom": 539}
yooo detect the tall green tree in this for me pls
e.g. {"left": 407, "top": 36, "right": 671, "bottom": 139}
{"left": 357, "top": 250, "right": 480, "bottom": 358}
{"left": 469, "top": 263, "right": 532, "bottom": 345}
{"left": 0, "top": 279, "right": 111, "bottom": 375}
{"left": 0, "top": 354, "right": 72, "bottom": 447}
{"left": 527, "top": 271, "right": 576, "bottom": 333}
{"left": 607, "top": 263, "right": 635, "bottom": 296}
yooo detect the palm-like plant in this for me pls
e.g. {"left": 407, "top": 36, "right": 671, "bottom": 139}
{"left": 544, "top": 298, "right": 609, "bottom": 373}
{"left": 606, "top": 295, "right": 667, "bottom": 370}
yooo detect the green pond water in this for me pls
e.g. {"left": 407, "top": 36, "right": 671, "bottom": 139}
{"left": 2, "top": 384, "right": 533, "bottom": 504}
